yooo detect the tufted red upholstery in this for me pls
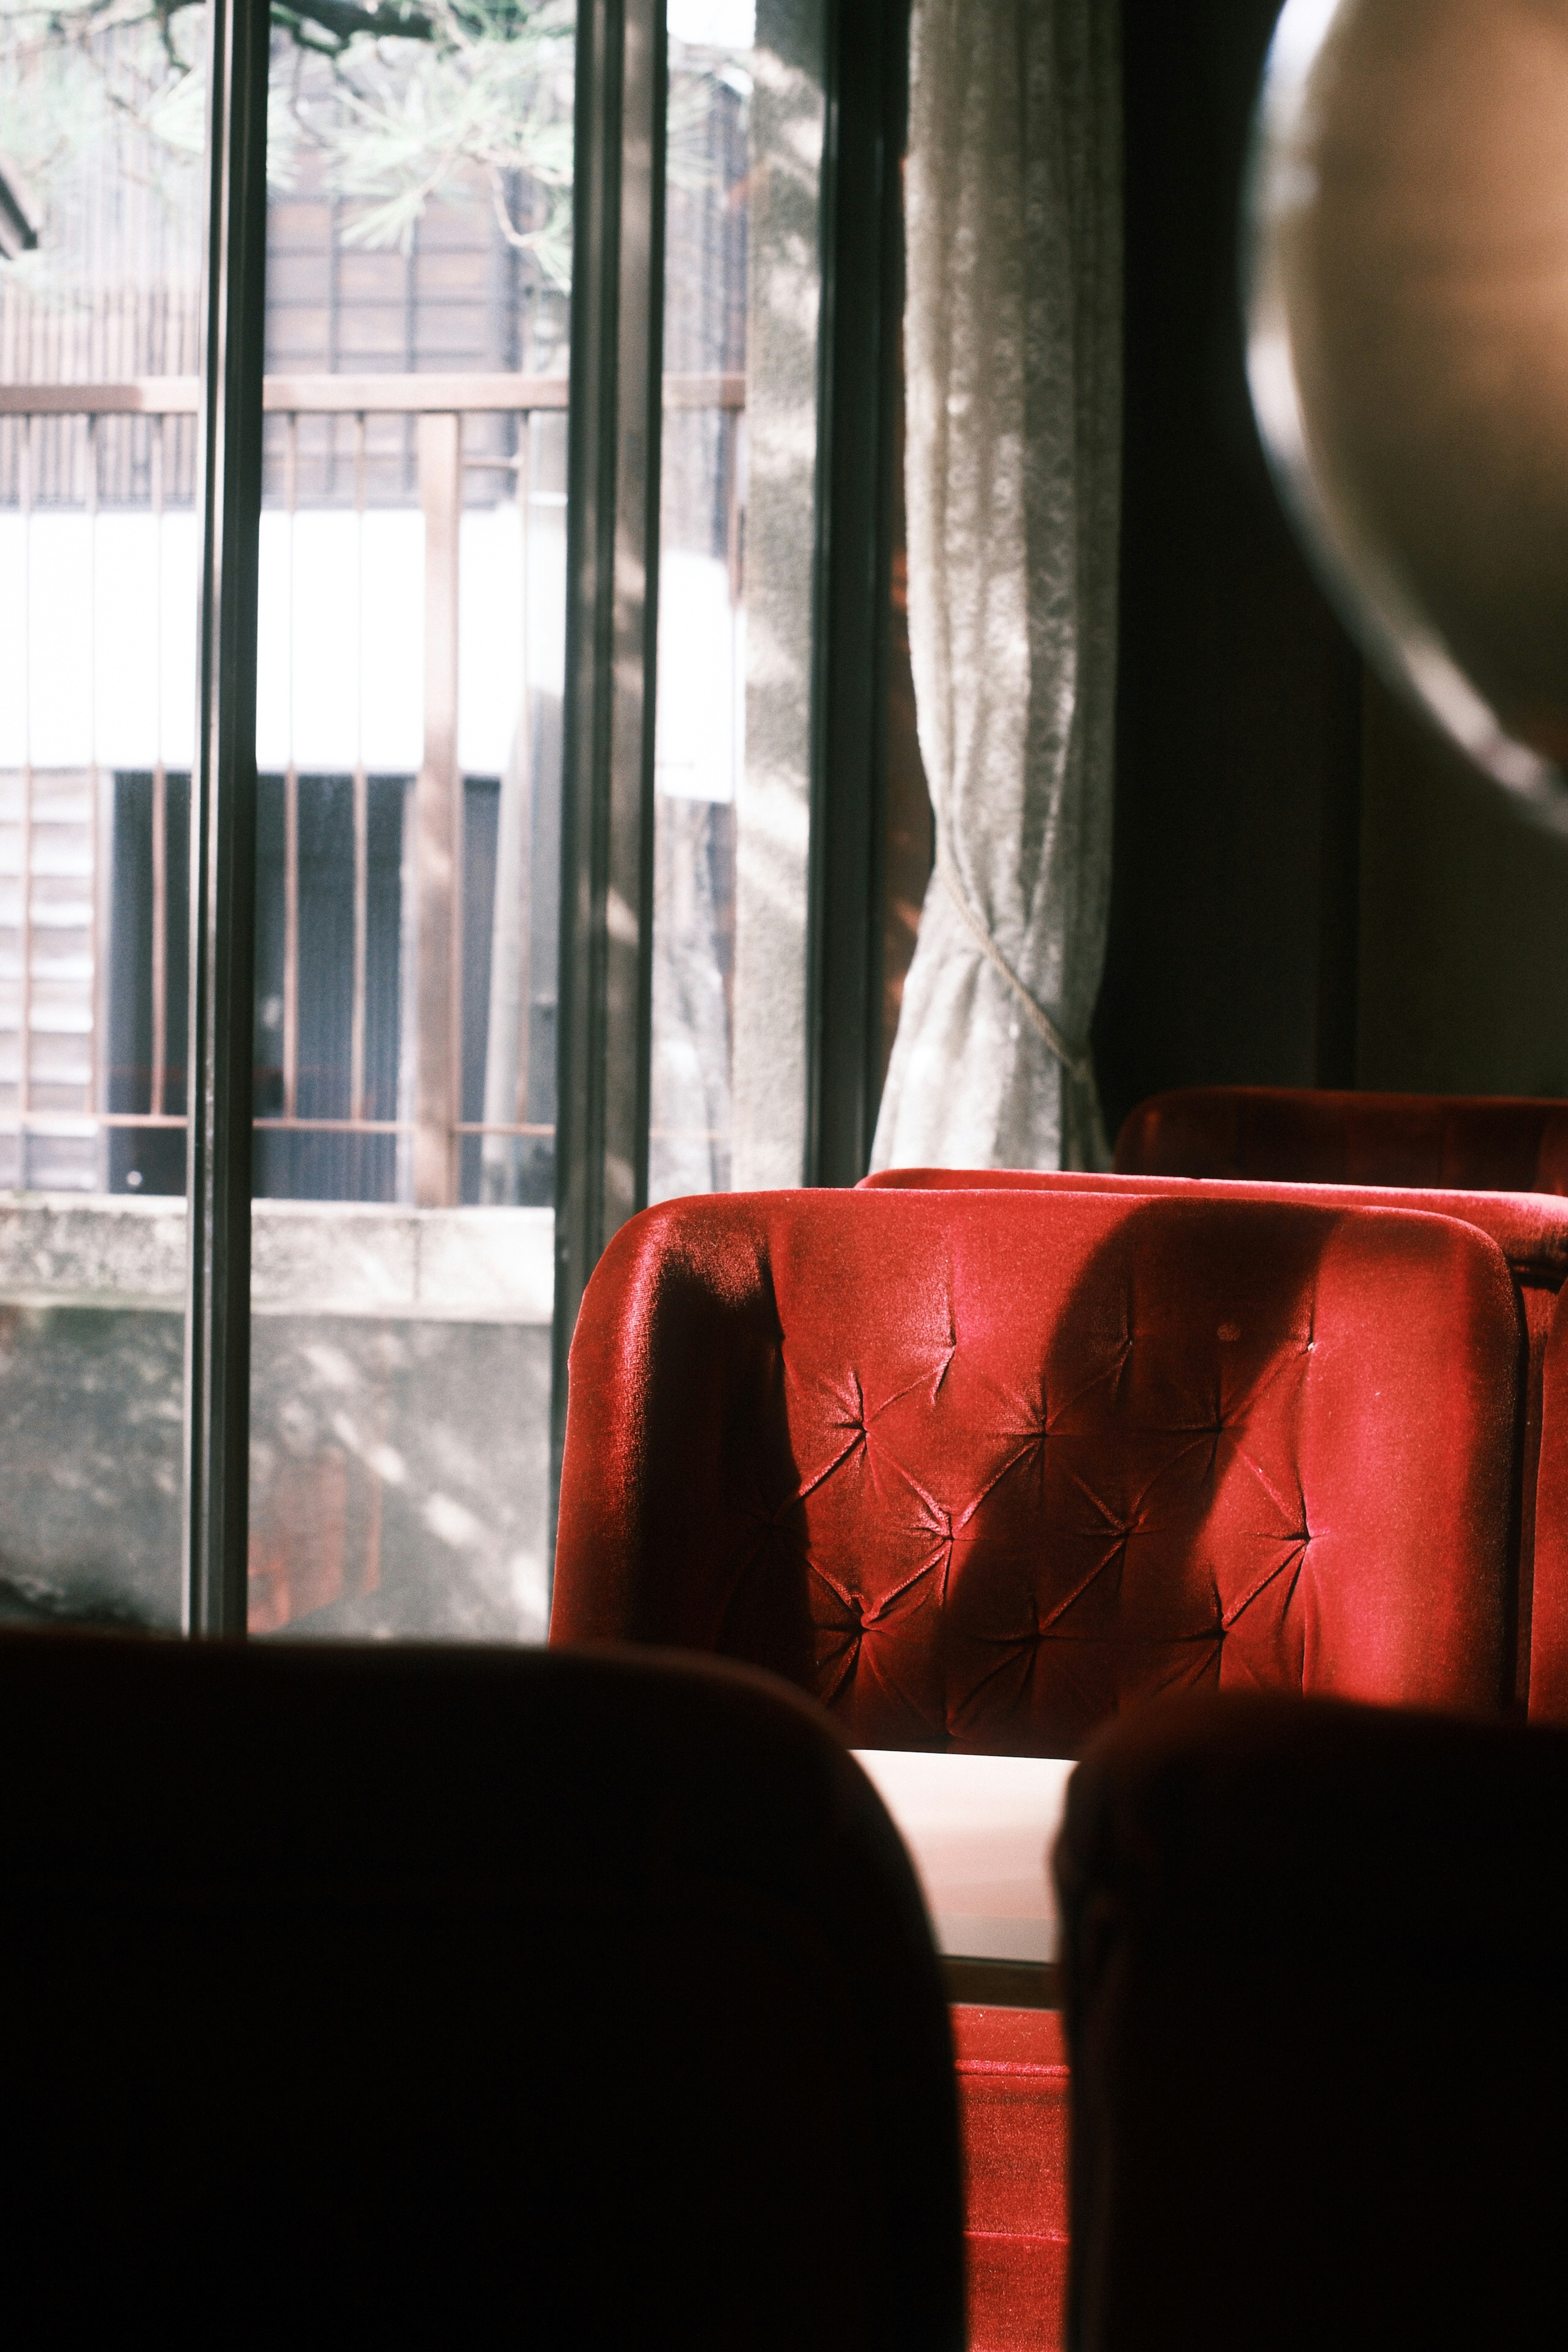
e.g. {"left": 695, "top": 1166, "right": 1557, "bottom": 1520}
{"left": 861, "top": 1165, "right": 1568, "bottom": 1718}
{"left": 1112, "top": 1082, "right": 1568, "bottom": 1192}
{"left": 553, "top": 1186, "right": 1526, "bottom": 2352}
{"left": 855, "top": 1168, "right": 1568, "bottom": 2343}
{"left": 553, "top": 1188, "right": 1519, "bottom": 1750}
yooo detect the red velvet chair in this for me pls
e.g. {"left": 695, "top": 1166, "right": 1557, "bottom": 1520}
{"left": 0, "top": 1632, "right": 964, "bottom": 2348}
{"left": 1112, "top": 1082, "right": 1568, "bottom": 1193}
{"left": 861, "top": 1164, "right": 1568, "bottom": 1721}
{"left": 553, "top": 1185, "right": 1526, "bottom": 2350}
{"left": 1056, "top": 1692, "right": 1568, "bottom": 2349}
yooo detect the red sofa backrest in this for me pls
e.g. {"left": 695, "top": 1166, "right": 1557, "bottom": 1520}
{"left": 862, "top": 1166, "right": 1568, "bottom": 1721}
{"left": 552, "top": 1190, "right": 1520, "bottom": 1753}
{"left": 1113, "top": 1084, "right": 1568, "bottom": 1193}
{"left": 860, "top": 1163, "right": 1568, "bottom": 1289}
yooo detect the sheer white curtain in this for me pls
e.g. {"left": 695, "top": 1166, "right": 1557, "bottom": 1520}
{"left": 871, "top": 0, "right": 1123, "bottom": 1173}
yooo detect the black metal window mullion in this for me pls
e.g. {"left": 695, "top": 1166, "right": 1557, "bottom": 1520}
{"left": 550, "top": 0, "right": 667, "bottom": 1526}
{"left": 185, "top": 0, "right": 270, "bottom": 1635}
{"left": 806, "top": 0, "right": 912, "bottom": 1189}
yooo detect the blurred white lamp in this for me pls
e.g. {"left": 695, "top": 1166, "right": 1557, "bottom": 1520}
{"left": 1247, "top": 0, "right": 1568, "bottom": 824}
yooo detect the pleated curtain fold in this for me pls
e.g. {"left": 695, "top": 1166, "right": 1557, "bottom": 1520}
{"left": 871, "top": 0, "right": 1123, "bottom": 1174}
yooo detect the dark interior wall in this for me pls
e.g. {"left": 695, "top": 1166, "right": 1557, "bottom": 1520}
{"left": 1093, "top": 0, "right": 1363, "bottom": 1140}
{"left": 1358, "top": 682, "right": 1568, "bottom": 1098}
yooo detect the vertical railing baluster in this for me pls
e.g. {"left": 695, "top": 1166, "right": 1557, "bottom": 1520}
{"left": 413, "top": 408, "right": 462, "bottom": 1206}
{"left": 283, "top": 785, "right": 298, "bottom": 1120}
{"left": 351, "top": 410, "right": 368, "bottom": 1126}
{"left": 93, "top": 677, "right": 113, "bottom": 1158}
{"left": 725, "top": 402, "right": 743, "bottom": 606}
{"left": 283, "top": 409, "right": 299, "bottom": 1124}
{"left": 150, "top": 415, "right": 168, "bottom": 1122}
{"left": 18, "top": 413, "right": 33, "bottom": 1186}
{"left": 450, "top": 416, "right": 465, "bottom": 1201}
{"left": 480, "top": 400, "right": 533, "bottom": 1206}
{"left": 151, "top": 769, "right": 167, "bottom": 1120}
{"left": 515, "top": 406, "right": 534, "bottom": 1133}
{"left": 93, "top": 430, "right": 116, "bottom": 1175}
{"left": 17, "top": 765, "right": 29, "bottom": 1171}
{"left": 86, "top": 411, "right": 100, "bottom": 1160}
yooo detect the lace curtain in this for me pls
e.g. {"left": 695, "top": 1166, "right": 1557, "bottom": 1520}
{"left": 870, "top": 0, "right": 1123, "bottom": 1173}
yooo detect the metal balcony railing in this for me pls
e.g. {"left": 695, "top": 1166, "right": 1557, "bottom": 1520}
{"left": 0, "top": 370, "right": 744, "bottom": 1202}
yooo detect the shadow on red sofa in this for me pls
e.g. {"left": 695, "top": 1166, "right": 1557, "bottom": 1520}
{"left": 555, "top": 1187, "right": 1521, "bottom": 1745}
{"left": 862, "top": 1161, "right": 1568, "bottom": 1719}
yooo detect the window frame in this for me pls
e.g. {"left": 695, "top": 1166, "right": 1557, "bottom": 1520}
{"left": 184, "top": 0, "right": 909, "bottom": 1625}
{"left": 548, "top": 0, "right": 911, "bottom": 1509}
{"left": 807, "top": 0, "right": 912, "bottom": 1187}
{"left": 186, "top": 0, "right": 270, "bottom": 1633}
{"left": 550, "top": 0, "right": 668, "bottom": 1523}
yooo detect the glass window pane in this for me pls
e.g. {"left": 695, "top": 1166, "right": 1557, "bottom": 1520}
{"left": 882, "top": 314, "right": 932, "bottom": 1098}
{"left": 0, "top": 7, "right": 204, "bottom": 1629}
{"left": 652, "top": 0, "right": 825, "bottom": 1200}
{"left": 250, "top": 3, "right": 572, "bottom": 1640}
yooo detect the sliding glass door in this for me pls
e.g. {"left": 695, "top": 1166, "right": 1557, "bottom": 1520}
{"left": 650, "top": 0, "right": 825, "bottom": 1201}
{"left": 246, "top": 2, "right": 574, "bottom": 1639}
{"left": 0, "top": 0, "right": 904, "bottom": 1637}
{"left": 0, "top": 1, "right": 206, "bottom": 1628}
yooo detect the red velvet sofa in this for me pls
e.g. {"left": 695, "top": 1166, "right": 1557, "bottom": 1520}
{"left": 552, "top": 1185, "right": 1528, "bottom": 2349}
{"left": 861, "top": 1164, "right": 1568, "bottom": 1721}
{"left": 1113, "top": 1082, "right": 1568, "bottom": 1193}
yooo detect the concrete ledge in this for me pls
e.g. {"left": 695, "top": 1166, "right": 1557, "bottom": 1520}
{"left": 0, "top": 1195, "right": 556, "bottom": 1323}
{"left": 0, "top": 1193, "right": 187, "bottom": 1299}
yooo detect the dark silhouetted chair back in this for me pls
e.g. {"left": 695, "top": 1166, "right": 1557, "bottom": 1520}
{"left": 0, "top": 1633, "right": 963, "bottom": 2348}
{"left": 1057, "top": 1693, "right": 1568, "bottom": 2350}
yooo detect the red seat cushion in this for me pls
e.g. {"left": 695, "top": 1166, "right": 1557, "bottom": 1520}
{"left": 554, "top": 1188, "right": 1519, "bottom": 1751}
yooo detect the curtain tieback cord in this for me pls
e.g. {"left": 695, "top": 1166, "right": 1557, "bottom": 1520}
{"left": 937, "top": 848, "right": 1094, "bottom": 1090}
